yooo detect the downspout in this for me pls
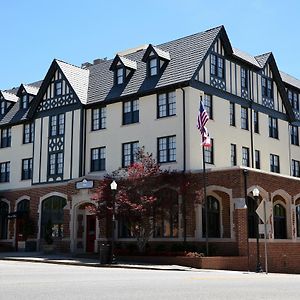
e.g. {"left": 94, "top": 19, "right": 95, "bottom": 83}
{"left": 249, "top": 72, "right": 254, "bottom": 169}
{"left": 250, "top": 103, "right": 254, "bottom": 168}
{"left": 180, "top": 87, "right": 187, "bottom": 243}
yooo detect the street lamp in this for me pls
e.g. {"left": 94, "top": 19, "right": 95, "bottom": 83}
{"left": 253, "top": 187, "right": 263, "bottom": 273}
{"left": 110, "top": 180, "right": 117, "bottom": 263}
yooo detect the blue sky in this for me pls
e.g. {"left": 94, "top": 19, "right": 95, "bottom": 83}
{"left": 1, "top": 0, "right": 299, "bottom": 90}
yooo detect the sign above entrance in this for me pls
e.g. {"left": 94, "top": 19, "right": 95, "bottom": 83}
{"left": 76, "top": 179, "right": 94, "bottom": 190}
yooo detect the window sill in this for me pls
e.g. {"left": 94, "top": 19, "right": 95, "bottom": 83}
{"left": 122, "top": 122, "right": 140, "bottom": 127}
{"left": 90, "top": 128, "right": 107, "bottom": 133}
{"left": 159, "top": 161, "right": 177, "bottom": 164}
{"left": 156, "top": 115, "right": 177, "bottom": 120}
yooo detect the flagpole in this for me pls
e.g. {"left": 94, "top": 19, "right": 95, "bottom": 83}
{"left": 202, "top": 144, "right": 209, "bottom": 256}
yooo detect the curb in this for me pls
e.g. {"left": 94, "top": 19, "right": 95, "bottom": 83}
{"left": 0, "top": 257, "right": 190, "bottom": 272}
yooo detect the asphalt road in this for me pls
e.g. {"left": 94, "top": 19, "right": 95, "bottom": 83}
{"left": 0, "top": 261, "right": 300, "bottom": 300}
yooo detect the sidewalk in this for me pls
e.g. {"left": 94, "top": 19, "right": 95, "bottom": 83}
{"left": 0, "top": 252, "right": 197, "bottom": 272}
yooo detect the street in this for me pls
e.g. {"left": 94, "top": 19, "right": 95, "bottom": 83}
{"left": 0, "top": 261, "right": 300, "bottom": 299}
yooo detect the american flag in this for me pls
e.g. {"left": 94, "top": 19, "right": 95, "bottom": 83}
{"left": 197, "top": 100, "right": 211, "bottom": 147}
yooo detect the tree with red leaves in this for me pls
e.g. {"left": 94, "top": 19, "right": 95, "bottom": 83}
{"left": 91, "top": 148, "right": 164, "bottom": 253}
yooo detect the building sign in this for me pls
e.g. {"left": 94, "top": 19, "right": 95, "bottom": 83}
{"left": 76, "top": 179, "right": 94, "bottom": 189}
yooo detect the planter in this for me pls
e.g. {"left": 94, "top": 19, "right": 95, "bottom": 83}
{"left": 43, "top": 244, "right": 55, "bottom": 254}
{"left": 17, "top": 241, "right": 26, "bottom": 252}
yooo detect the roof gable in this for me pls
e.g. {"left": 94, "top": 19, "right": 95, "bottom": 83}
{"left": 27, "top": 60, "right": 89, "bottom": 117}
{"left": 109, "top": 55, "right": 137, "bottom": 71}
{"left": 142, "top": 44, "right": 171, "bottom": 62}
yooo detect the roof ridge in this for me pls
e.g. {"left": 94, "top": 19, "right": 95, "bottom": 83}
{"left": 55, "top": 58, "right": 88, "bottom": 71}
{"left": 157, "top": 25, "right": 223, "bottom": 47}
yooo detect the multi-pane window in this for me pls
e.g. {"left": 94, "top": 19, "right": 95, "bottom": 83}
{"left": 50, "top": 114, "right": 65, "bottom": 136}
{"left": 49, "top": 153, "right": 63, "bottom": 176}
{"left": 0, "top": 162, "right": 10, "bottom": 183}
{"left": 91, "top": 147, "right": 106, "bottom": 172}
{"left": 273, "top": 204, "right": 287, "bottom": 239}
{"left": 92, "top": 107, "right": 106, "bottom": 131}
{"left": 23, "top": 123, "right": 34, "bottom": 144}
{"left": 270, "top": 154, "right": 280, "bottom": 173}
{"left": 292, "top": 159, "right": 300, "bottom": 177}
{"left": 288, "top": 90, "right": 299, "bottom": 110}
{"left": 269, "top": 116, "right": 278, "bottom": 139}
{"left": 204, "top": 139, "right": 214, "bottom": 164}
{"left": 21, "top": 94, "right": 28, "bottom": 109}
{"left": 22, "top": 158, "right": 33, "bottom": 180}
{"left": 122, "top": 141, "right": 138, "bottom": 167}
{"left": 241, "top": 107, "right": 248, "bottom": 130}
{"left": 242, "top": 147, "right": 249, "bottom": 167}
{"left": 229, "top": 102, "right": 235, "bottom": 126}
{"left": 123, "top": 100, "right": 139, "bottom": 125}
{"left": 253, "top": 111, "right": 259, "bottom": 134}
{"left": 55, "top": 81, "right": 62, "bottom": 96}
{"left": 255, "top": 150, "right": 260, "bottom": 169}
{"left": 116, "top": 68, "right": 124, "bottom": 85}
{"left": 210, "top": 54, "right": 224, "bottom": 79}
{"left": 290, "top": 125, "right": 299, "bottom": 145}
{"left": 0, "top": 101, "right": 6, "bottom": 115}
{"left": 262, "top": 77, "right": 273, "bottom": 99}
{"left": 203, "top": 94, "right": 213, "bottom": 119}
{"left": 157, "top": 91, "right": 176, "bottom": 118}
{"left": 230, "top": 144, "right": 237, "bottom": 166}
{"left": 241, "top": 67, "right": 248, "bottom": 89}
{"left": 149, "top": 58, "right": 158, "bottom": 76}
{"left": 1, "top": 127, "right": 11, "bottom": 148}
{"left": 158, "top": 136, "right": 176, "bottom": 163}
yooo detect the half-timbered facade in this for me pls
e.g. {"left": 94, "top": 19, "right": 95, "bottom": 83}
{"left": 1, "top": 25, "right": 300, "bottom": 272}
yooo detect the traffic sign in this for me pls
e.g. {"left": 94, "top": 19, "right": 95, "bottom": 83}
{"left": 256, "top": 199, "right": 272, "bottom": 223}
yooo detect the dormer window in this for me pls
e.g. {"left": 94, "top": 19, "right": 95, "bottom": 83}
{"left": 142, "top": 44, "right": 170, "bottom": 78}
{"left": 21, "top": 94, "right": 28, "bottom": 109}
{"left": 116, "top": 68, "right": 124, "bottom": 85}
{"left": 0, "top": 101, "right": 6, "bottom": 115}
{"left": 110, "top": 55, "right": 137, "bottom": 86}
{"left": 149, "top": 58, "right": 158, "bottom": 76}
{"left": 55, "top": 81, "right": 62, "bottom": 96}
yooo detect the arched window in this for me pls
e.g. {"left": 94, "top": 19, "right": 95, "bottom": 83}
{"left": 247, "top": 197, "right": 257, "bottom": 238}
{"left": 153, "top": 188, "right": 179, "bottom": 238}
{"left": 17, "top": 199, "right": 30, "bottom": 216}
{"left": 0, "top": 201, "right": 9, "bottom": 239}
{"left": 274, "top": 203, "right": 287, "bottom": 239}
{"left": 41, "top": 196, "right": 66, "bottom": 238}
{"left": 202, "top": 196, "right": 220, "bottom": 238}
{"left": 296, "top": 205, "right": 300, "bottom": 238}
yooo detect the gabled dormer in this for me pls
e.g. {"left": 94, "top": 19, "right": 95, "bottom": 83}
{"left": 142, "top": 44, "right": 170, "bottom": 77}
{"left": 0, "top": 91, "right": 18, "bottom": 118}
{"left": 109, "top": 55, "right": 137, "bottom": 85}
{"left": 255, "top": 52, "right": 294, "bottom": 121}
{"left": 16, "top": 84, "right": 39, "bottom": 110}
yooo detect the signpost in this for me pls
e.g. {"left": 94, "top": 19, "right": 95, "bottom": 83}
{"left": 255, "top": 199, "right": 272, "bottom": 274}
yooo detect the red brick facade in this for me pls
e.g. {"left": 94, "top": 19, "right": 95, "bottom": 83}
{"left": 1, "top": 167, "right": 300, "bottom": 273}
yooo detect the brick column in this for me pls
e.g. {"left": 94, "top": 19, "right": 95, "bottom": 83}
{"left": 233, "top": 202, "right": 248, "bottom": 256}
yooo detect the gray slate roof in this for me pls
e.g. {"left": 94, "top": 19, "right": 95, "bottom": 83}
{"left": 56, "top": 60, "right": 89, "bottom": 104}
{"left": 1, "top": 91, "right": 18, "bottom": 103}
{"left": 87, "top": 26, "right": 222, "bottom": 104}
{"left": 0, "top": 82, "right": 42, "bottom": 126}
{"left": 254, "top": 52, "right": 272, "bottom": 67}
{"left": 232, "top": 47, "right": 261, "bottom": 68}
{"left": 280, "top": 71, "right": 300, "bottom": 90}
{"left": 118, "top": 56, "right": 137, "bottom": 70}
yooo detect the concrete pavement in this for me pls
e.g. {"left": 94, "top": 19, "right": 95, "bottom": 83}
{"left": 0, "top": 251, "right": 197, "bottom": 271}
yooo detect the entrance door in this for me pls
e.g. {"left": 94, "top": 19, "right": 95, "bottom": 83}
{"left": 86, "top": 215, "right": 96, "bottom": 252}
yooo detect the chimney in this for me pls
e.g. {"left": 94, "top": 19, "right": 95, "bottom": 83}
{"left": 81, "top": 62, "right": 92, "bottom": 69}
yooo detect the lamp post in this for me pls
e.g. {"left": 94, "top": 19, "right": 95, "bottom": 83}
{"left": 253, "top": 187, "right": 263, "bottom": 272}
{"left": 110, "top": 180, "right": 117, "bottom": 263}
